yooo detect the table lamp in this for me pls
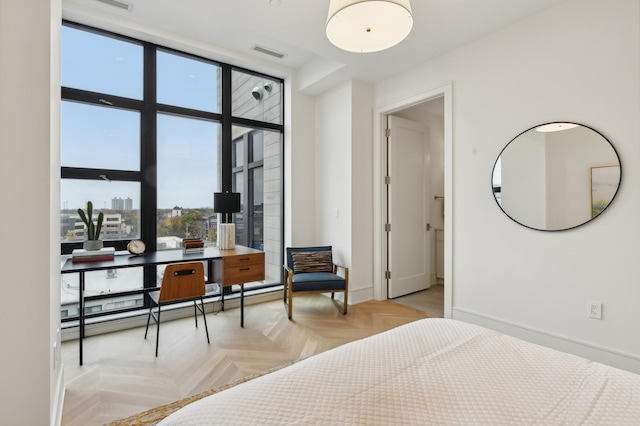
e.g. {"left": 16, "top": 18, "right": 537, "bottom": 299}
{"left": 214, "top": 192, "right": 241, "bottom": 249}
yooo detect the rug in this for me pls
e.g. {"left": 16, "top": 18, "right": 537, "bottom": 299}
{"left": 105, "top": 360, "right": 296, "bottom": 426}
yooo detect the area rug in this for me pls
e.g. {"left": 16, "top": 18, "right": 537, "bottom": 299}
{"left": 105, "top": 360, "right": 296, "bottom": 426}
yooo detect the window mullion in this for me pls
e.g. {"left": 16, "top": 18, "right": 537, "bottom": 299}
{"left": 141, "top": 42, "right": 157, "bottom": 290}
{"left": 221, "top": 65, "right": 233, "bottom": 195}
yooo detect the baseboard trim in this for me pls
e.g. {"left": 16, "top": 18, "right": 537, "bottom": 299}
{"left": 453, "top": 307, "right": 640, "bottom": 374}
{"left": 348, "top": 286, "right": 374, "bottom": 305}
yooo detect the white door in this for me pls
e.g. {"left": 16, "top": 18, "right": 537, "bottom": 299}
{"left": 388, "top": 115, "right": 431, "bottom": 298}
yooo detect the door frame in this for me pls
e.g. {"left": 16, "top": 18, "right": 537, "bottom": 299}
{"left": 372, "top": 82, "right": 453, "bottom": 318}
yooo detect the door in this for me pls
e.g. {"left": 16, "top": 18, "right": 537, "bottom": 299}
{"left": 387, "top": 115, "right": 431, "bottom": 298}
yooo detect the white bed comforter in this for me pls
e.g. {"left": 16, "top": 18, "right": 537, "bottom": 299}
{"left": 159, "top": 319, "right": 640, "bottom": 425}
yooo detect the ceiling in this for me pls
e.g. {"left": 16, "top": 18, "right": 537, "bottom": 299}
{"left": 62, "top": 0, "right": 568, "bottom": 95}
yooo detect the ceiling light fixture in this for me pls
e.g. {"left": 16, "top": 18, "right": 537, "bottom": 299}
{"left": 535, "top": 123, "right": 579, "bottom": 133}
{"left": 326, "top": 0, "right": 413, "bottom": 53}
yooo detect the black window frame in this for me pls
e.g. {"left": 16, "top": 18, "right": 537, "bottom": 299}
{"left": 61, "top": 21, "right": 285, "bottom": 322}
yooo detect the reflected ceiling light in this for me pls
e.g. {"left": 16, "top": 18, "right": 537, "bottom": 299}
{"left": 535, "top": 123, "right": 579, "bottom": 133}
{"left": 326, "top": 0, "right": 413, "bottom": 53}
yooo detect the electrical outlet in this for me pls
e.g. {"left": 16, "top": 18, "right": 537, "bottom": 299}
{"left": 588, "top": 301, "right": 602, "bottom": 320}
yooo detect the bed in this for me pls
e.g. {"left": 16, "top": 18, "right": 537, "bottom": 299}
{"left": 159, "top": 318, "right": 640, "bottom": 425}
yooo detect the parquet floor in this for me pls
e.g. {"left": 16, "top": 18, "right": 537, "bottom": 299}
{"left": 61, "top": 294, "right": 434, "bottom": 426}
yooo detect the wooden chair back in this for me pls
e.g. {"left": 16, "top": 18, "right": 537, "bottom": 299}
{"left": 159, "top": 262, "right": 205, "bottom": 303}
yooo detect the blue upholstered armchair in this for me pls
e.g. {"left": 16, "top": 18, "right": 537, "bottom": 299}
{"left": 283, "top": 246, "right": 349, "bottom": 319}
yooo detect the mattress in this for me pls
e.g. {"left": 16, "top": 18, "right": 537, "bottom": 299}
{"left": 159, "top": 318, "right": 640, "bottom": 425}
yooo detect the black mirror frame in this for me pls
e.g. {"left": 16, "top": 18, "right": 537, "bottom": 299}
{"left": 491, "top": 122, "right": 622, "bottom": 232}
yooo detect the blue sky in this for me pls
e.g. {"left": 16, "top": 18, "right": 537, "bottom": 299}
{"left": 61, "top": 26, "right": 219, "bottom": 210}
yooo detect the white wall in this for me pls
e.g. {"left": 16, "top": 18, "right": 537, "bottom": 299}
{"left": 375, "top": 0, "right": 640, "bottom": 371}
{"left": 285, "top": 75, "right": 316, "bottom": 248}
{"left": 350, "top": 80, "right": 374, "bottom": 300}
{"left": 313, "top": 80, "right": 374, "bottom": 301}
{"left": 0, "top": 1, "right": 63, "bottom": 425}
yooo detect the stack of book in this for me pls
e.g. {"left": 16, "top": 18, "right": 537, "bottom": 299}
{"left": 72, "top": 247, "right": 116, "bottom": 263}
{"left": 183, "top": 238, "right": 205, "bottom": 254}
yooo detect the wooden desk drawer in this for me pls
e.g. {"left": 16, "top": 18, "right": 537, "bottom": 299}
{"left": 224, "top": 253, "right": 263, "bottom": 268}
{"left": 214, "top": 252, "right": 265, "bottom": 286}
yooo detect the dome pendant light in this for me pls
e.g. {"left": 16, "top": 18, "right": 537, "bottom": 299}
{"left": 326, "top": 0, "right": 413, "bottom": 53}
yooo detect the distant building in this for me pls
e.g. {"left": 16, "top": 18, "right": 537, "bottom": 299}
{"left": 64, "top": 212, "right": 123, "bottom": 241}
{"left": 171, "top": 206, "right": 182, "bottom": 217}
{"left": 111, "top": 197, "right": 133, "bottom": 211}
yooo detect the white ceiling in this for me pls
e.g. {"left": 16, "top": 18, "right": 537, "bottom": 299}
{"left": 62, "top": 0, "right": 568, "bottom": 95}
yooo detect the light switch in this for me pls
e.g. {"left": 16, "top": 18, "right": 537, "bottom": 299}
{"left": 334, "top": 208, "right": 339, "bottom": 218}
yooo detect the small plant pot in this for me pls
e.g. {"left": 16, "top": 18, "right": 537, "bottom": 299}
{"left": 83, "top": 240, "right": 103, "bottom": 251}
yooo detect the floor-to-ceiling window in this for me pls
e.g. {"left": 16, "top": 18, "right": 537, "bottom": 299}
{"left": 60, "top": 22, "right": 284, "bottom": 323}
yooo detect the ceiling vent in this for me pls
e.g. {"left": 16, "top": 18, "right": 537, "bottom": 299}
{"left": 96, "top": 0, "right": 132, "bottom": 12}
{"left": 251, "top": 45, "right": 286, "bottom": 59}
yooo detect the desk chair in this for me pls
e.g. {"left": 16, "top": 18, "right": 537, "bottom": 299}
{"left": 283, "top": 246, "right": 349, "bottom": 320}
{"left": 144, "top": 262, "right": 210, "bottom": 356}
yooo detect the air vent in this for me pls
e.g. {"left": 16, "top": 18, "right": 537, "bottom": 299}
{"left": 96, "top": 0, "right": 132, "bottom": 11}
{"left": 251, "top": 45, "right": 286, "bottom": 59}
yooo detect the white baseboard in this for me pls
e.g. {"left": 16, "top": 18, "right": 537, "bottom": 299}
{"left": 52, "top": 365, "right": 64, "bottom": 426}
{"left": 348, "top": 286, "right": 374, "bottom": 305}
{"left": 453, "top": 308, "right": 640, "bottom": 374}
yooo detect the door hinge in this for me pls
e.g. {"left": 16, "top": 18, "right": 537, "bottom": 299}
{"left": 426, "top": 223, "right": 432, "bottom": 231}
{"left": 385, "top": 271, "right": 391, "bottom": 279}
{"left": 385, "top": 223, "right": 391, "bottom": 232}
{"left": 385, "top": 176, "right": 391, "bottom": 185}
{"left": 385, "top": 128, "right": 391, "bottom": 137}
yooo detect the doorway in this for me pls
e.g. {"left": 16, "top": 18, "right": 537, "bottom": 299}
{"left": 372, "top": 83, "right": 452, "bottom": 318}
{"left": 386, "top": 98, "right": 445, "bottom": 316}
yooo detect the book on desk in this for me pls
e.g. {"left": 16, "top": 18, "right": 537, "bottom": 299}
{"left": 72, "top": 247, "right": 116, "bottom": 263}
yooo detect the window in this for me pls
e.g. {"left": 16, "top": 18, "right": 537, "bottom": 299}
{"left": 61, "top": 22, "right": 284, "bottom": 323}
{"left": 156, "top": 113, "right": 219, "bottom": 247}
{"left": 232, "top": 127, "right": 282, "bottom": 289}
{"left": 61, "top": 25, "right": 143, "bottom": 99}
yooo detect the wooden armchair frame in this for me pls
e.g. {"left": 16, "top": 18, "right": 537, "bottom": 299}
{"left": 283, "top": 246, "right": 349, "bottom": 320}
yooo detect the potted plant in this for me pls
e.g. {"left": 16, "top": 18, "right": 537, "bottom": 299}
{"left": 78, "top": 201, "right": 104, "bottom": 251}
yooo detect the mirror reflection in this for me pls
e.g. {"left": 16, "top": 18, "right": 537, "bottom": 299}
{"left": 492, "top": 122, "right": 621, "bottom": 231}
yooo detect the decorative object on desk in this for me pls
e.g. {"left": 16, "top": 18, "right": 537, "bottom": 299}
{"left": 77, "top": 200, "right": 104, "bottom": 251}
{"left": 213, "top": 191, "right": 241, "bottom": 249}
{"left": 183, "top": 238, "right": 204, "bottom": 253}
{"left": 71, "top": 247, "right": 115, "bottom": 263}
{"left": 127, "top": 239, "right": 146, "bottom": 255}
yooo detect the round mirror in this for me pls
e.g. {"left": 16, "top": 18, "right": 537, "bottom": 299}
{"left": 492, "top": 122, "right": 621, "bottom": 231}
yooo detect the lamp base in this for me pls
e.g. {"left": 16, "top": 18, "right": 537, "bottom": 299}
{"left": 218, "top": 223, "right": 236, "bottom": 250}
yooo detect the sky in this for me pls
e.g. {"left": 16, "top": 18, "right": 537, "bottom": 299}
{"left": 61, "top": 26, "right": 219, "bottom": 210}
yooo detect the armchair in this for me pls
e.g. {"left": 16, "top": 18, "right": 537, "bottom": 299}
{"left": 283, "top": 246, "right": 349, "bottom": 319}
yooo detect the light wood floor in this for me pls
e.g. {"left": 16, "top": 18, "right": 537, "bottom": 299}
{"left": 61, "top": 294, "right": 434, "bottom": 426}
{"left": 393, "top": 284, "right": 444, "bottom": 317}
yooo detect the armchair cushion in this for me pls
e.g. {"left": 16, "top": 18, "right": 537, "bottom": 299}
{"left": 291, "top": 272, "right": 346, "bottom": 292}
{"left": 291, "top": 250, "right": 333, "bottom": 273}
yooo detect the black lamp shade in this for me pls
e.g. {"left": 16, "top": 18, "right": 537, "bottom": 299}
{"left": 213, "top": 192, "right": 241, "bottom": 214}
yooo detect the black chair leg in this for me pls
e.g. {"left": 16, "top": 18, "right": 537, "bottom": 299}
{"left": 193, "top": 300, "right": 198, "bottom": 328}
{"left": 155, "top": 306, "right": 161, "bottom": 357}
{"left": 144, "top": 306, "right": 152, "bottom": 339}
{"left": 199, "top": 297, "right": 210, "bottom": 344}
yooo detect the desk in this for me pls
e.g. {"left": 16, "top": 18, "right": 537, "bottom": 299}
{"left": 61, "top": 245, "right": 265, "bottom": 365}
